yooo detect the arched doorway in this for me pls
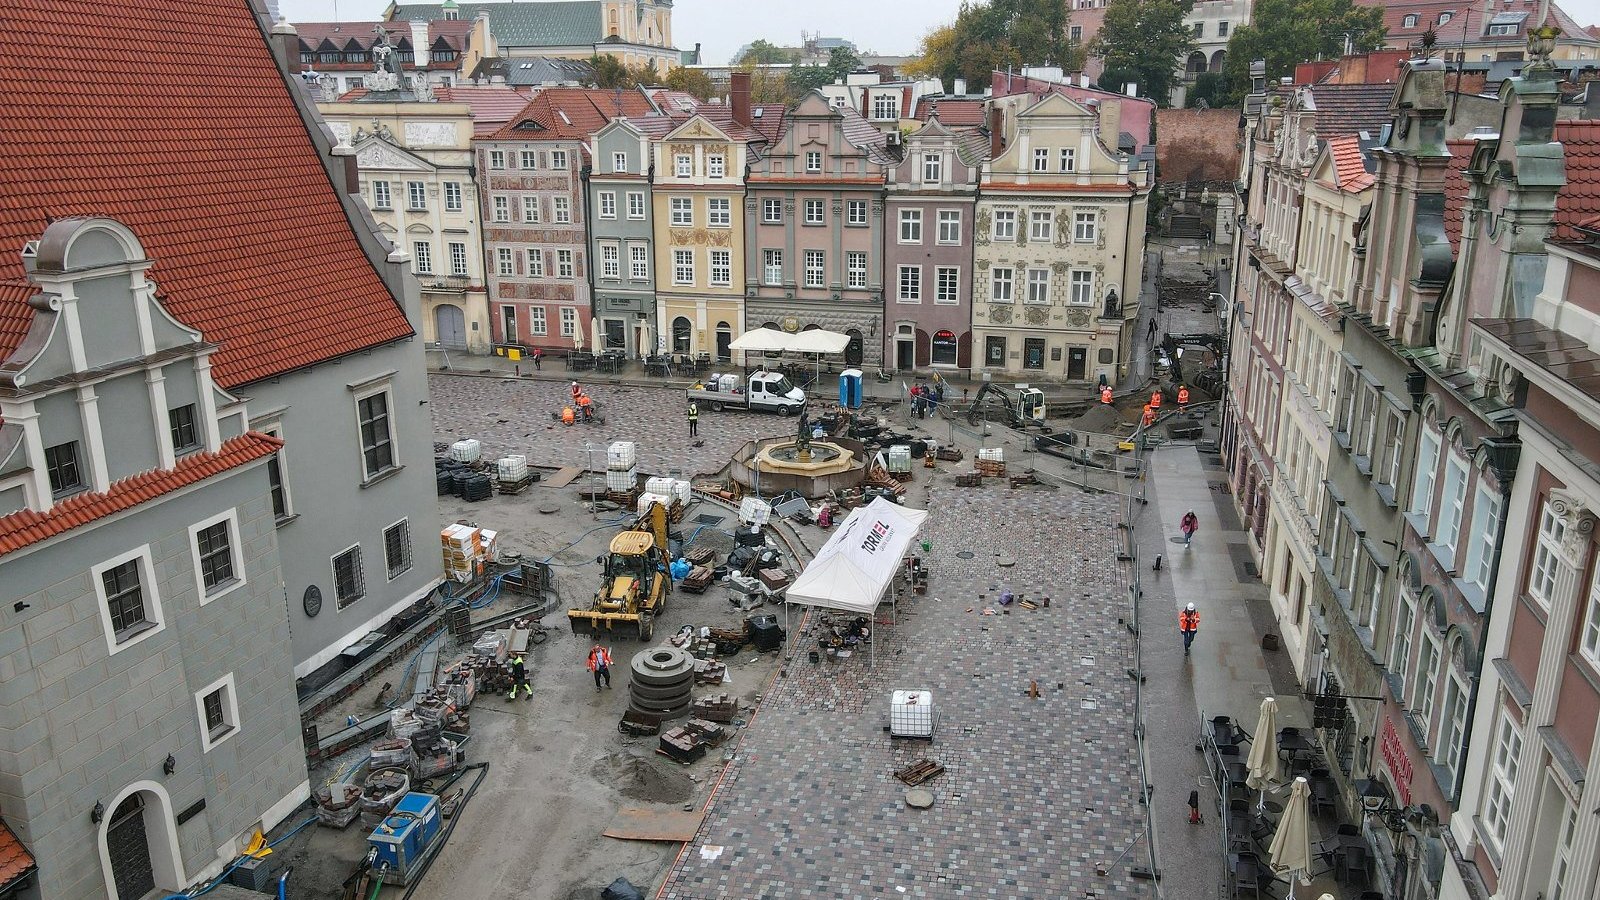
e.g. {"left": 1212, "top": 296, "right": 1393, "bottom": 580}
{"left": 1210, "top": 49, "right": 1227, "bottom": 73}
{"left": 434, "top": 303, "right": 467, "bottom": 349}
{"left": 845, "top": 329, "right": 863, "bottom": 366}
{"left": 99, "top": 782, "right": 183, "bottom": 900}
{"left": 931, "top": 330, "right": 957, "bottom": 366}
{"left": 715, "top": 321, "right": 732, "bottom": 362}
{"left": 1186, "top": 51, "right": 1207, "bottom": 78}
{"left": 671, "top": 316, "right": 692, "bottom": 353}
{"left": 108, "top": 795, "right": 155, "bottom": 899}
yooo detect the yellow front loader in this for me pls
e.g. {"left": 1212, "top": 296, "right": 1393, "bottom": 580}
{"left": 568, "top": 503, "right": 673, "bottom": 641}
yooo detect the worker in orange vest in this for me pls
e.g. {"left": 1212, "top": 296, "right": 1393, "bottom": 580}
{"left": 1150, "top": 389, "right": 1162, "bottom": 410}
{"left": 1179, "top": 603, "right": 1200, "bottom": 654}
{"left": 1142, "top": 405, "right": 1156, "bottom": 427}
{"left": 1100, "top": 385, "right": 1113, "bottom": 404}
{"left": 561, "top": 406, "right": 576, "bottom": 426}
{"left": 1177, "top": 385, "right": 1190, "bottom": 408}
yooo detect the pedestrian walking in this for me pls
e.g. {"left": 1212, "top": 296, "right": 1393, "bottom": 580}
{"left": 1180, "top": 509, "right": 1199, "bottom": 547}
{"left": 1179, "top": 603, "right": 1200, "bottom": 654}
{"left": 587, "top": 643, "right": 613, "bottom": 690}
{"left": 687, "top": 401, "right": 699, "bottom": 437}
{"left": 532, "top": 347, "right": 542, "bottom": 371}
{"left": 507, "top": 652, "right": 531, "bottom": 700}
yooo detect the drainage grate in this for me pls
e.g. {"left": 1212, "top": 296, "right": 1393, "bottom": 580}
{"left": 693, "top": 514, "right": 725, "bottom": 526}
{"left": 956, "top": 551, "right": 975, "bottom": 559}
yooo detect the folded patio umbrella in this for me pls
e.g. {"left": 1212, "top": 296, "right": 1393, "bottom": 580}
{"left": 1245, "top": 696, "right": 1282, "bottom": 810}
{"left": 1268, "top": 777, "right": 1313, "bottom": 899}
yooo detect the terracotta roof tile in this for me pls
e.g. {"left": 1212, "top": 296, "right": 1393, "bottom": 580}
{"left": 0, "top": 0, "right": 415, "bottom": 389}
{"left": 487, "top": 87, "right": 656, "bottom": 141}
{"left": 1327, "top": 135, "right": 1375, "bottom": 191}
{"left": 1308, "top": 83, "right": 1396, "bottom": 137}
{"left": 0, "top": 818, "right": 35, "bottom": 892}
{"left": 0, "top": 433, "right": 282, "bottom": 557}
{"left": 922, "top": 99, "right": 986, "bottom": 127}
{"left": 1555, "top": 121, "right": 1600, "bottom": 242}
{"left": 432, "top": 85, "right": 538, "bottom": 134}
{"left": 1364, "top": 0, "right": 1591, "bottom": 46}
{"left": 1442, "top": 139, "right": 1476, "bottom": 252}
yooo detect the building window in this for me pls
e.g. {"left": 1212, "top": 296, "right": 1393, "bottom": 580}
{"left": 935, "top": 267, "right": 959, "bottom": 304}
{"left": 169, "top": 404, "right": 200, "bottom": 454}
{"left": 1033, "top": 148, "right": 1049, "bottom": 172}
{"left": 805, "top": 199, "right": 824, "bottom": 225}
{"left": 265, "top": 435, "right": 290, "bottom": 522}
{"left": 492, "top": 196, "right": 509, "bottom": 222}
{"left": 708, "top": 154, "right": 725, "bottom": 178}
{"left": 1059, "top": 149, "right": 1075, "bottom": 172}
{"left": 191, "top": 511, "right": 242, "bottom": 598}
{"left": 1463, "top": 486, "right": 1501, "bottom": 591}
{"left": 871, "top": 93, "right": 898, "bottom": 120}
{"left": 630, "top": 245, "right": 648, "bottom": 280}
{"left": 1023, "top": 337, "right": 1045, "bottom": 369}
{"left": 675, "top": 154, "right": 692, "bottom": 177}
{"left": 520, "top": 150, "right": 538, "bottom": 169}
{"left": 1218, "top": 20, "right": 1229, "bottom": 36}
{"left": 447, "top": 242, "right": 466, "bottom": 276}
{"left": 332, "top": 544, "right": 365, "bottom": 608}
{"left": 1438, "top": 12, "right": 1452, "bottom": 26}
{"left": 1391, "top": 589, "right": 1416, "bottom": 694}
{"left": 991, "top": 267, "right": 1014, "bottom": 303}
{"left": 444, "top": 182, "right": 462, "bottom": 211}
{"left": 1483, "top": 711, "right": 1522, "bottom": 850}
{"left": 1438, "top": 668, "right": 1469, "bottom": 776}
{"left": 356, "top": 389, "right": 396, "bottom": 479}
{"left": 560, "top": 306, "right": 576, "bottom": 337}
{"left": 1411, "top": 427, "right": 1440, "bottom": 520}
{"left": 937, "top": 210, "right": 961, "bottom": 244}
{"left": 627, "top": 192, "right": 645, "bottom": 219}
{"left": 556, "top": 249, "right": 574, "bottom": 278}
{"left": 674, "top": 249, "right": 694, "bottom": 284}
{"left": 1402, "top": 13, "right": 1419, "bottom": 27}
{"left": 523, "top": 195, "right": 540, "bottom": 223}
{"left": 1193, "top": 21, "right": 1204, "bottom": 37}
{"left": 1547, "top": 797, "right": 1578, "bottom": 900}
{"left": 1438, "top": 455, "right": 1469, "bottom": 556}
{"left": 489, "top": 150, "right": 506, "bottom": 169}
{"left": 372, "top": 180, "right": 392, "bottom": 209}
{"left": 1529, "top": 499, "right": 1569, "bottom": 606}
{"left": 710, "top": 249, "right": 731, "bottom": 286}
{"left": 847, "top": 251, "right": 867, "bottom": 288}
{"left": 1026, "top": 268, "right": 1050, "bottom": 304}
{"left": 993, "top": 209, "right": 1016, "bottom": 241}
{"left": 530, "top": 307, "right": 547, "bottom": 335}
{"left": 1069, "top": 270, "right": 1093, "bottom": 305}
{"left": 922, "top": 153, "right": 942, "bottom": 183}
{"left": 601, "top": 244, "right": 620, "bottom": 278}
{"left": 805, "top": 151, "right": 822, "bottom": 172}
{"left": 97, "top": 550, "right": 159, "bottom": 646}
{"left": 708, "top": 197, "right": 731, "bottom": 227}
{"left": 413, "top": 241, "right": 432, "bottom": 274}
{"left": 497, "top": 247, "right": 514, "bottom": 276}
{"left": 1029, "top": 210, "right": 1053, "bottom": 241}
{"left": 384, "top": 519, "right": 412, "bottom": 579}
{"left": 549, "top": 150, "right": 568, "bottom": 169}
{"left": 1413, "top": 629, "right": 1441, "bottom": 725}
{"left": 599, "top": 191, "right": 617, "bottom": 218}
{"left": 671, "top": 197, "right": 692, "bottom": 226}
{"left": 898, "top": 265, "right": 921, "bottom": 302}
{"left": 899, "top": 209, "right": 922, "bottom": 243}
{"left": 526, "top": 249, "right": 544, "bottom": 277}
{"left": 407, "top": 181, "right": 426, "bottom": 210}
{"left": 612, "top": 151, "right": 628, "bottom": 172}
{"left": 804, "top": 250, "right": 825, "bottom": 288}
{"left": 553, "top": 197, "right": 571, "bottom": 223}
{"left": 847, "top": 200, "right": 867, "bottom": 226}
{"left": 1073, "top": 210, "right": 1097, "bottom": 242}
{"left": 195, "top": 673, "right": 239, "bottom": 752}
{"left": 763, "top": 249, "right": 783, "bottom": 285}
{"left": 763, "top": 199, "right": 783, "bottom": 223}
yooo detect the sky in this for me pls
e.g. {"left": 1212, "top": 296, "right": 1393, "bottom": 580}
{"left": 279, "top": 0, "right": 1600, "bottom": 67}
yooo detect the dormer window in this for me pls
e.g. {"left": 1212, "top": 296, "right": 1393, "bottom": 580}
{"left": 169, "top": 404, "right": 200, "bottom": 454}
{"left": 1439, "top": 11, "right": 1454, "bottom": 25}
{"left": 45, "top": 441, "right": 83, "bottom": 496}
{"left": 1403, "top": 14, "right": 1419, "bottom": 27}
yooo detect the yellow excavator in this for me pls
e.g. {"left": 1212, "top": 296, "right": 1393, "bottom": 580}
{"left": 568, "top": 502, "right": 673, "bottom": 640}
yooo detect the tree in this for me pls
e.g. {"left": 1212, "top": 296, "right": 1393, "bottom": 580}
{"left": 787, "top": 64, "right": 835, "bottom": 98}
{"left": 736, "top": 39, "right": 798, "bottom": 65}
{"left": 664, "top": 66, "right": 715, "bottom": 100}
{"left": 585, "top": 55, "right": 663, "bottom": 91}
{"left": 1093, "top": 0, "right": 1194, "bottom": 106}
{"left": 1187, "top": 71, "right": 1227, "bottom": 108}
{"left": 1218, "top": 0, "right": 1385, "bottom": 104}
{"left": 735, "top": 61, "right": 791, "bottom": 104}
{"left": 826, "top": 46, "right": 861, "bottom": 81}
{"left": 910, "top": 0, "right": 1085, "bottom": 90}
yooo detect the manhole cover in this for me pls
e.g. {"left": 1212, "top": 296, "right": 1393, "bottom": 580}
{"left": 538, "top": 503, "right": 561, "bottom": 514}
{"left": 956, "top": 551, "right": 975, "bottom": 559}
{"left": 905, "top": 789, "right": 935, "bottom": 809}
{"left": 694, "top": 514, "right": 724, "bottom": 525}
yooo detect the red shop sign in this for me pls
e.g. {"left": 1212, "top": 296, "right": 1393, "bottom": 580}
{"left": 1380, "top": 717, "right": 1414, "bottom": 807}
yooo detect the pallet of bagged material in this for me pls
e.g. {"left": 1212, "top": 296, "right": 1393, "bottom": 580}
{"left": 975, "top": 459, "right": 1006, "bottom": 476}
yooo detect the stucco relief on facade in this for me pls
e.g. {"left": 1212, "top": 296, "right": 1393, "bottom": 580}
{"left": 668, "top": 229, "right": 733, "bottom": 247}
{"left": 990, "top": 305, "right": 1012, "bottom": 323}
{"left": 1026, "top": 306, "right": 1048, "bottom": 326}
{"left": 1067, "top": 308, "right": 1091, "bottom": 327}
{"left": 357, "top": 142, "right": 426, "bottom": 171}
{"left": 976, "top": 209, "right": 991, "bottom": 245}
{"left": 404, "top": 122, "right": 457, "bottom": 147}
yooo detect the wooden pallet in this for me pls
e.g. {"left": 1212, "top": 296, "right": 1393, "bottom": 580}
{"left": 894, "top": 758, "right": 946, "bottom": 786}
{"left": 954, "top": 473, "right": 983, "bottom": 487}
{"left": 976, "top": 460, "right": 1007, "bottom": 476}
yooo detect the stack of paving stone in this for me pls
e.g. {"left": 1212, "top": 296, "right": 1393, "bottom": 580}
{"left": 628, "top": 646, "right": 695, "bottom": 719}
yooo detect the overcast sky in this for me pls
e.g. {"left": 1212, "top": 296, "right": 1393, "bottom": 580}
{"left": 279, "top": 0, "right": 1600, "bottom": 67}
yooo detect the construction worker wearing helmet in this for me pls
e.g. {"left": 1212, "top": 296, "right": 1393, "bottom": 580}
{"left": 1179, "top": 604, "right": 1200, "bottom": 654}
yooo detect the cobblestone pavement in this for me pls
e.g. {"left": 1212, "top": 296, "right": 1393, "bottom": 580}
{"left": 660, "top": 482, "right": 1152, "bottom": 899}
{"left": 428, "top": 373, "right": 801, "bottom": 477}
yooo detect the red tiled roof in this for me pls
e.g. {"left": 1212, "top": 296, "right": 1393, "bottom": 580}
{"left": 1554, "top": 121, "right": 1600, "bottom": 242}
{"left": 1327, "top": 135, "right": 1375, "bottom": 192}
{"left": 923, "top": 99, "right": 986, "bottom": 127}
{"left": 0, "top": 0, "right": 415, "bottom": 388}
{"left": 433, "top": 85, "right": 537, "bottom": 135}
{"left": 1443, "top": 139, "right": 1476, "bottom": 252}
{"left": 1363, "top": 0, "right": 1592, "bottom": 46}
{"left": 0, "top": 819, "right": 35, "bottom": 892}
{"left": 1308, "top": 83, "right": 1396, "bottom": 138}
{"left": 487, "top": 87, "right": 656, "bottom": 141}
{"left": 0, "top": 433, "right": 282, "bottom": 556}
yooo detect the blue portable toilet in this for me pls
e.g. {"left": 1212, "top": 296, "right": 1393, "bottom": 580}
{"left": 839, "top": 369, "right": 863, "bottom": 409}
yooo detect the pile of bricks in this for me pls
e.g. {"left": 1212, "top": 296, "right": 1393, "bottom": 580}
{"left": 691, "top": 694, "right": 738, "bottom": 723}
{"left": 658, "top": 718, "right": 730, "bottom": 763}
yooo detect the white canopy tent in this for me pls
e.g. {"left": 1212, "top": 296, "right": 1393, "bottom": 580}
{"left": 727, "top": 327, "right": 852, "bottom": 379}
{"left": 787, "top": 329, "right": 851, "bottom": 354}
{"left": 784, "top": 497, "right": 929, "bottom": 667}
{"left": 727, "top": 327, "right": 792, "bottom": 353}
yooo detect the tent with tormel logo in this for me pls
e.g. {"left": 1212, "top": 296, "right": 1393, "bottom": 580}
{"left": 783, "top": 497, "right": 929, "bottom": 668}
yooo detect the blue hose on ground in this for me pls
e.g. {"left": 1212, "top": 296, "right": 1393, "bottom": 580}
{"left": 160, "top": 815, "right": 317, "bottom": 899}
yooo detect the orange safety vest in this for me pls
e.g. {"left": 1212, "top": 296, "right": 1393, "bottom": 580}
{"left": 1179, "top": 609, "right": 1200, "bottom": 632}
{"left": 562, "top": 407, "right": 576, "bottom": 425}
{"left": 1142, "top": 405, "right": 1156, "bottom": 427}
{"left": 1100, "top": 386, "right": 1113, "bottom": 404}
{"left": 1150, "top": 390, "right": 1162, "bottom": 409}
{"left": 1177, "top": 387, "right": 1190, "bottom": 406}
{"left": 587, "top": 647, "right": 613, "bottom": 672}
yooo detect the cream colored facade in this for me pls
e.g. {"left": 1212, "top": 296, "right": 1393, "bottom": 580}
{"left": 318, "top": 100, "right": 492, "bottom": 355}
{"left": 971, "top": 93, "right": 1150, "bottom": 384}
{"left": 652, "top": 116, "right": 748, "bottom": 364}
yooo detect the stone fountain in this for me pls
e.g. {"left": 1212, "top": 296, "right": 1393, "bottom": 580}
{"left": 729, "top": 411, "right": 868, "bottom": 495}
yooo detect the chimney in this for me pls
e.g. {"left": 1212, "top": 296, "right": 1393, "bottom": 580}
{"left": 271, "top": 18, "right": 301, "bottom": 75}
{"left": 1125, "top": 82, "right": 1138, "bottom": 97}
{"left": 730, "top": 71, "right": 752, "bottom": 126}
{"left": 1079, "top": 74, "right": 1090, "bottom": 88}
{"left": 954, "top": 77, "right": 967, "bottom": 96}
{"left": 410, "top": 20, "right": 429, "bottom": 71}
{"left": 989, "top": 105, "right": 1004, "bottom": 157}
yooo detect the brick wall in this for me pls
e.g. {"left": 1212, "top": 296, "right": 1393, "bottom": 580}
{"left": 1157, "top": 109, "right": 1243, "bottom": 184}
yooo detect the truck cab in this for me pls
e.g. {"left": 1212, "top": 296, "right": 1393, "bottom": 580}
{"left": 689, "top": 370, "right": 806, "bottom": 415}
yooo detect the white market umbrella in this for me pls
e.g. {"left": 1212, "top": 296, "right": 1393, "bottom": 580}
{"left": 1267, "top": 777, "right": 1313, "bottom": 899}
{"left": 787, "top": 328, "right": 850, "bottom": 354}
{"left": 727, "top": 327, "right": 792, "bottom": 353}
{"left": 1245, "top": 696, "right": 1281, "bottom": 811}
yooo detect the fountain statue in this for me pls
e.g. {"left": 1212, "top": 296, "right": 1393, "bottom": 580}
{"left": 795, "top": 411, "right": 813, "bottom": 462}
